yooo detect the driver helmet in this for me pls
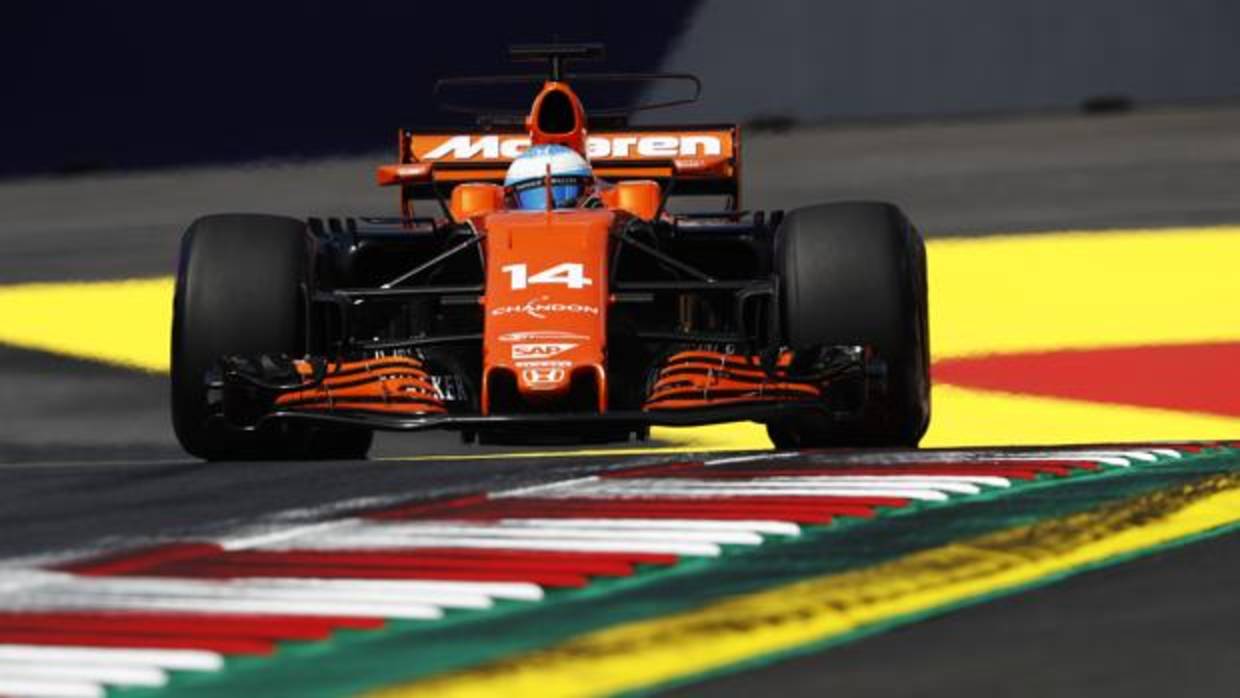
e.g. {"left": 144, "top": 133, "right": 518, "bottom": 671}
{"left": 504, "top": 144, "right": 593, "bottom": 210}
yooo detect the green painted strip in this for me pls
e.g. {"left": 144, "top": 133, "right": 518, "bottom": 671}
{"left": 622, "top": 495, "right": 1240, "bottom": 698}
{"left": 110, "top": 447, "right": 1240, "bottom": 698}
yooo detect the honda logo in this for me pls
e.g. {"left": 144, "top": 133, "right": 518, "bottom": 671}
{"left": 521, "top": 368, "right": 565, "bottom": 389}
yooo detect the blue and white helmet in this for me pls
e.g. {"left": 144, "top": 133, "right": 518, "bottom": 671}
{"left": 504, "top": 144, "right": 593, "bottom": 210}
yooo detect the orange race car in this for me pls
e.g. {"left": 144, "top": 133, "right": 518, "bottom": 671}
{"left": 170, "top": 44, "right": 929, "bottom": 460}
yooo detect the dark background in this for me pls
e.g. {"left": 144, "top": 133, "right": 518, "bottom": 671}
{"left": 9, "top": 1, "right": 1240, "bottom": 179}
{"left": 10, "top": 1, "right": 1240, "bottom": 179}
{"left": 1, "top": 2, "right": 697, "bottom": 176}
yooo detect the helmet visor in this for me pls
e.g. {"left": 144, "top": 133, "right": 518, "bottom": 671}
{"left": 510, "top": 176, "right": 589, "bottom": 210}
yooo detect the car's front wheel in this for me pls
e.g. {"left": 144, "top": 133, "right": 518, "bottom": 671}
{"left": 170, "top": 213, "right": 372, "bottom": 460}
{"left": 766, "top": 201, "right": 930, "bottom": 449}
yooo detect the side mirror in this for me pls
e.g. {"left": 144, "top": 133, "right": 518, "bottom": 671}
{"left": 376, "top": 162, "right": 432, "bottom": 186}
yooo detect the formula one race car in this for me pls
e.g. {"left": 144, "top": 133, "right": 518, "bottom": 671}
{"left": 170, "top": 44, "right": 929, "bottom": 460}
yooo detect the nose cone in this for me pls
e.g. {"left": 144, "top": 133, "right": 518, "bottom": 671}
{"left": 480, "top": 209, "right": 614, "bottom": 414}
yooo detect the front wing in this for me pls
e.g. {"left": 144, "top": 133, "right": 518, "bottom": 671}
{"left": 210, "top": 348, "right": 877, "bottom": 438}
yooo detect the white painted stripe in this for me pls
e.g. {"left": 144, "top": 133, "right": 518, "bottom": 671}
{"left": 0, "top": 570, "right": 63, "bottom": 595}
{"left": 612, "top": 478, "right": 982, "bottom": 494}
{"left": 338, "top": 522, "right": 764, "bottom": 546}
{"left": 783, "top": 449, "right": 1158, "bottom": 467}
{"left": 17, "top": 576, "right": 490, "bottom": 610}
{"left": 0, "top": 661, "right": 166, "bottom": 687}
{"left": 970, "top": 449, "right": 1165, "bottom": 465}
{"left": 491, "top": 476, "right": 602, "bottom": 498}
{"left": 996, "top": 448, "right": 1167, "bottom": 461}
{"left": 736, "top": 479, "right": 980, "bottom": 494}
{"left": 542, "top": 483, "right": 951, "bottom": 501}
{"left": 562, "top": 479, "right": 971, "bottom": 493}
{"left": 262, "top": 536, "right": 722, "bottom": 557}
{"left": 581, "top": 477, "right": 986, "bottom": 489}
{"left": 111, "top": 576, "right": 534, "bottom": 604}
{"left": 263, "top": 493, "right": 426, "bottom": 523}
{"left": 0, "top": 593, "right": 443, "bottom": 620}
{"left": 2, "top": 569, "right": 543, "bottom": 603}
{"left": 596, "top": 476, "right": 1008, "bottom": 489}
{"left": 494, "top": 518, "right": 802, "bottom": 536}
{"left": 703, "top": 452, "right": 801, "bottom": 466}
{"left": 985, "top": 453, "right": 1136, "bottom": 467}
{"left": 0, "top": 677, "right": 102, "bottom": 698}
{"left": 791, "top": 451, "right": 994, "bottom": 465}
{"left": 765, "top": 475, "right": 1011, "bottom": 488}
{"left": 786, "top": 452, "right": 1138, "bottom": 467}
{"left": 150, "top": 577, "right": 486, "bottom": 607}
{"left": 0, "top": 645, "right": 222, "bottom": 671}
{"left": 228, "top": 578, "right": 545, "bottom": 601}
{"left": 218, "top": 520, "right": 359, "bottom": 551}
{"left": 1148, "top": 448, "right": 1184, "bottom": 458}
{"left": 1092, "top": 450, "right": 1160, "bottom": 463}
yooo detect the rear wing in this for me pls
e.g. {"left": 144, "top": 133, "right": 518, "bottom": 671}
{"left": 395, "top": 125, "right": 741, "bottom": 211}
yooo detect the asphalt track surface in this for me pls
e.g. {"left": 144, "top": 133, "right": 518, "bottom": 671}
{"left": 2, "top": 105, "right": 1239, "bottom": 696}
{"left": 670, "top": 525, "right": 1240, "bottom": 698}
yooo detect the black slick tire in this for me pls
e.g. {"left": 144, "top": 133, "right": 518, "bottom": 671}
{"left": 767, "top": 202, "right": 930, "bottom": 448}
{"left": 170, "top": 214, "right": 372, "bottom": 460}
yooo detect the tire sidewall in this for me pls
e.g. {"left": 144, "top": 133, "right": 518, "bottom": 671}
{"left": 170, "top": 214, "right": 314, "bottom": 459}
{"left": 773, "top": 201, "right": 930, "bottom": 447}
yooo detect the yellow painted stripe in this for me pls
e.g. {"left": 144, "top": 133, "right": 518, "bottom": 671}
{"left": 923, "top": 384, "right": 1240, "bottom": 448}
{"left": 928, "top": 225, "right": 1240, "bottom": 357}
{"left": 380, "top": 423, "right": 772, "bottom": 462}
{"left": 378, "top": 443, "right": 750, "bottom": 463}
{"left": 649, "top": 421, "right": 771, "bottom": 450}
{"left": 368, "top": 471, "right": 1240, "bottom": 698}
{"left": 0, "top": 277, "right": 173, "bottom": 372}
